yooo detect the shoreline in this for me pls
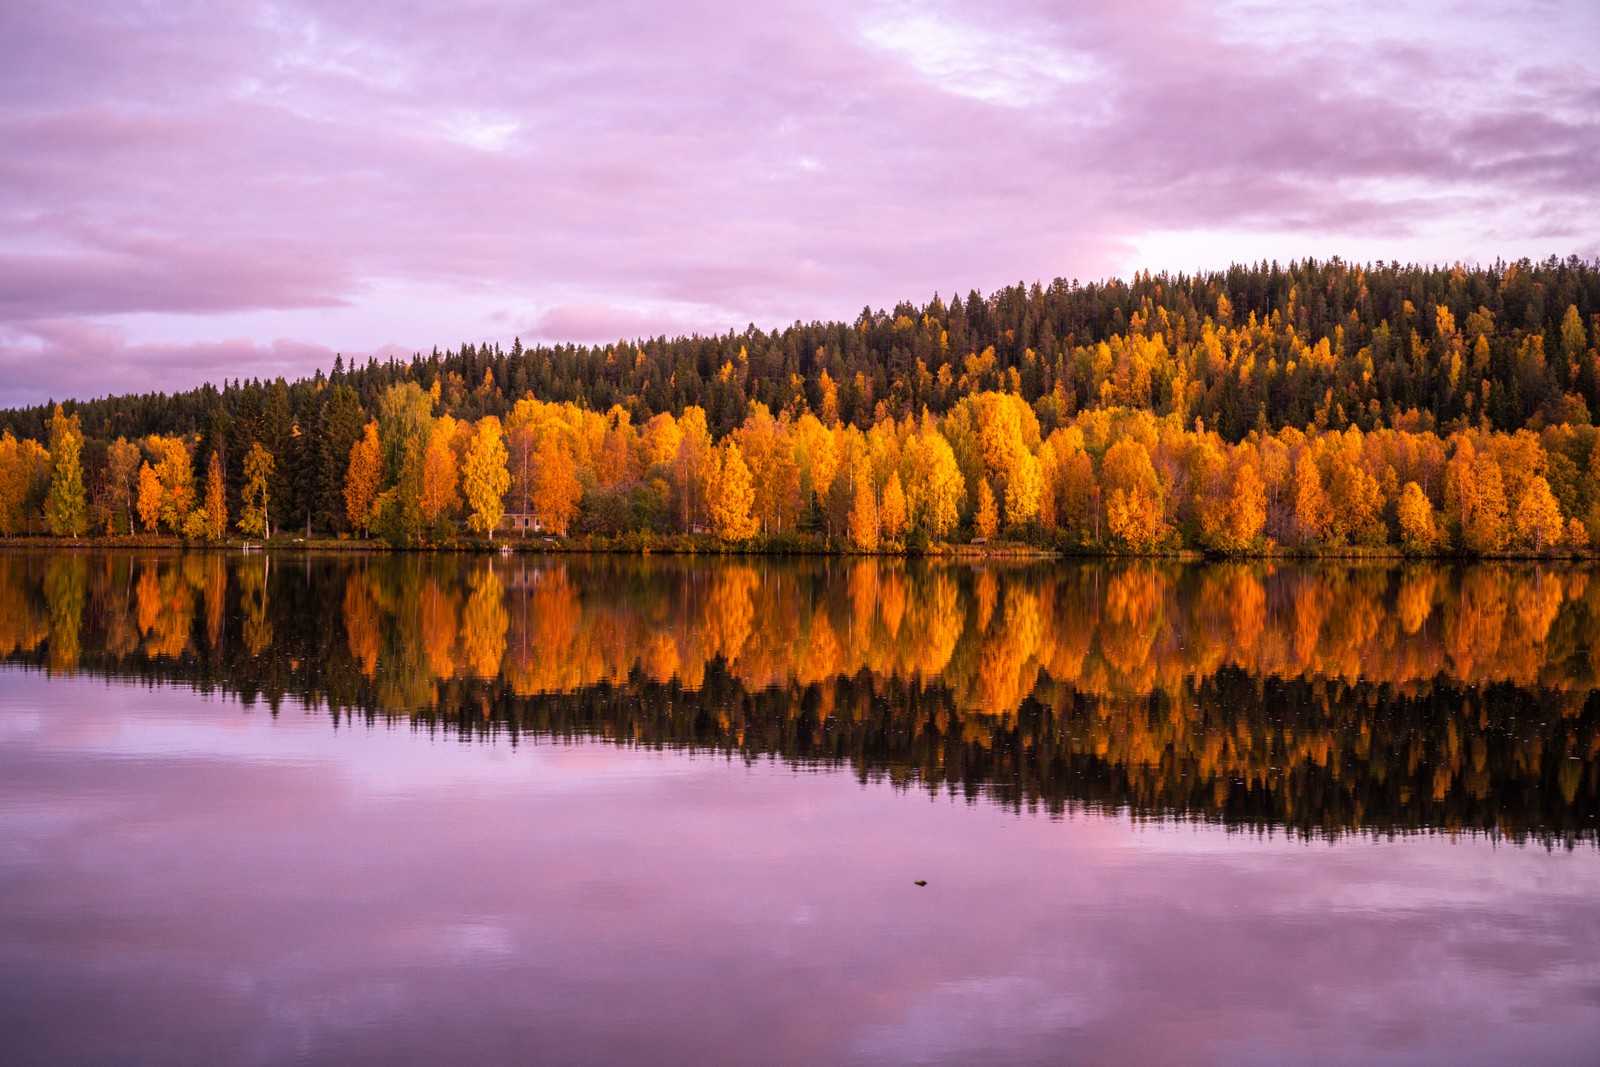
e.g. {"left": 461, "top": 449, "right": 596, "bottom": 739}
{"left": 0, "top": 533, "right": 1591, "bottom": 563}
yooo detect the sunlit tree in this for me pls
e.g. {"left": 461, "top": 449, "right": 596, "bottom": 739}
{"left": 345, "top": 422, "right": 383, "bottom": 538}
{"left": 462, "top": 415, "right": 511, "bottom": 538}
{"left": 238, "top": 442, "right": 274, "bottom": 539}
{"left": 44, "top": 405, "right": 87, "bottom": 536}
{"left": 710, "top": 440, "right": 759, "bottom": 541}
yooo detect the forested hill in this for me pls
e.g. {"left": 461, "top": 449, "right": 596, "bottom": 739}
{"left": 5, "top": 256, "right": 1599, "bottom": 446}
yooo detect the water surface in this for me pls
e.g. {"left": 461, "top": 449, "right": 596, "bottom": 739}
{"left": 1, "top": 551, "right": 1598, "bottom": 1065}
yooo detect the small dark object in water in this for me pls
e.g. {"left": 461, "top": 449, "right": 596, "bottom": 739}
{"left": 914, "top": 880, "right": 927, "bottom": 886}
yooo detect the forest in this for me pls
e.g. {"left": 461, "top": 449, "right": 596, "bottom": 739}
{"left": 2, "top": 257, "right": 1599, "bottom": 555}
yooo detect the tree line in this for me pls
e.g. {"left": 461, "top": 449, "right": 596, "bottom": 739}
{"left": 2, "top": 257, "right": 1599, "bottom": 553}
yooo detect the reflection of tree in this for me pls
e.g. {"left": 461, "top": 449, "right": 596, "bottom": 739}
{"left": 343, "top": 572, "right": 381, "bottom": 679}
{"left": 43, "top": 555, "right": 85, "bottom": 672}
{"left": 460, "top": 566, "right": 507, "bottom": 679}
{"left": 238, "top": 557, "right": 272, "bottom": 657}
{"left": 136, "top": 560, "right": 196, "bottom": 659}
{"left": 5, "top": 549, "right": 1600, "bottom": 842}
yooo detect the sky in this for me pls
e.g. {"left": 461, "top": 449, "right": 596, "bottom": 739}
{"left": 2, "top": 0, "right": 1597, "bottom": 408}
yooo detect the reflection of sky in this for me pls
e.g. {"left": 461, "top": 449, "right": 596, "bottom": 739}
{"left": 2, "top": 668, "right": 1598, "bottom": 1066}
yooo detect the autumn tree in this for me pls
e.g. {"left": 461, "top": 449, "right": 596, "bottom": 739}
{"left": 1293, "top": 452, "right": 1329, "bottom": 545}
{"left": 1397, "top": 481, "right": 1438, "bottom": 551}
{"left": 530, "top": 429, "right": 581, "bottom": 536}
{"left": 1215, "top": 455, "right": 1267, "bottom": 552}
{"left": 974, "top": 478, "right": 998, "bottom": 540}
{"left": 848, "top": 467, "right": 880, "bottom": 549}
{"left": 44, "top": 405, "right": 87, "bottom": 536}
{"left": 674, "top": 407, "right": 715, "bottom": 532}
{"left": 146, "top": 436, "right": 194, "bottom": 534}
{"left": 903, "top": 427, "right": 963, "bottom": 539}
{"left": 710, "top": 440, "right": 759, "bottom": 541}
{"left": 1046, "top": 433, "right": 1099, "bottom": 544}
{"left": 1514, "top": 476, "right": 1564, "bottom": 553}
{"left": 420, "top": 417, "right": 461, "bottom": 525}
{"left": 345, "top": 422, "right": 383, "bottom": 537}
{"left": 136, "top": 463, "right": 163, "bottom": 533}
{"left": 880, "top": 471, "right": 908, "bottom": 543}
{"left": 103, "top": 437, "right": 141, "bottom": 535}
{"left": 202, "top": 453, "right": 227, "bottom": 541}
{"left": 1102, "top": 439, "right": 1166, "bottom": 551}
{"left": 1462, "top": 451, "right": 1509, "bottom": 553}
{"left": 1004, "top": 451, "right": 1042, "bottom": 530}
{"left": 0, "top": 432, "right": 44, "bottom": 535}
{"left": 238, "top": 442, "right": 274, "bottom": 539}
{"left": 462, "top": 415, "right": 510, "bottom": 538}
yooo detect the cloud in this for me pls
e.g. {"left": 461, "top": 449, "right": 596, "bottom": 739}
{"left": 0, "top": 0, "right": 1596, "bottom": 405}
{"left": 524, "top": 303, "right": 720, "bottom": 345}
{"left": 0, "top": 321, "right": 346, "bottom": 407}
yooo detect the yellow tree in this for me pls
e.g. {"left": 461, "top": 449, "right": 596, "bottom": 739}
{"left": 1223, "top": 456, "right": 1268, "bottom": 551}
{"left": 974, "top": 478, "right": 999, "bottom": 540}
{"left": 902, "top": 426, "right": 963, "bottom": 539}
{"left": 45, "top": 405, "right": 88, "bottom": 536}
{"left": 136, "top": 463, "right": 163, "bottom": 533}
{"left": 674, "top": 406, "right": 715, "bottom": 532}
{"left": 848, "top": 467, "right": 880, "bottom": 549}
{"left": 1465, "top": 453, "right": 1509, "bottom": 553}
{"left": 1444, "top": 437, "right": 1480, "bottom": 550}
{"left": 880, "top": 471, "right": 908, "bottom": 542}
{"left": 462, "top": 416, "right": 511, "bottom": 539}
{"left": 1397, "top": 481, "right": 1437, "bottom": 551}
{"left": 1293, "top": 451, "right": 1329, "bottom": 545}
{"left": 1190, "top": 435, "right": 1231, "bottom": 548}
{"left": 0, "top": 431, "right": 29, "bottom": 535}
{"left": 710, "top": 441, "right": 759, "bottom": 541}
{"left": 202, "top": 453, "right": 227, "bottom": 541}
{"left": 146, "top": 436, "right": 194, "bottom": 533}
{"left": 1514, "top": 476, "right": 1565, "bottom": 554}
{"left": 1325, "top": 435, "right": 1383, "bottom": 546}
{"left": 1047, "top": 433, "right": 1099, "bottom": 543}
{"left": 1004, "top": 450, "right": 1042, "bottom": 530}
{"left": 1102, "top": 438, "right": 1165, "bottom": 550}
{"left": 793, "top": 412, "right": 840, "bottom": 519}
{"left": 104, "top": 437, "right": 142, "bottom": 535}
{"left": 238, "top": 442, "right": 274, "bottom": 539}
{"left": 420, "top": 418, "right": 461, "bottom": 525}
{"left": 531, "top": 429, "right": 582, "bottom": 536}
{"left": 345, "top": 422, "right": 383, "bottom": 537}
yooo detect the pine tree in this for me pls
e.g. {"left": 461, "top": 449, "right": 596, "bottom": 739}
{"left": 318, "top": 386, "right": 366, "bottom": 534}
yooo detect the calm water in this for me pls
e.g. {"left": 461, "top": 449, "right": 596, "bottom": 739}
{"left": 1, "top": 551, "right": 1598, "bottom": 1065}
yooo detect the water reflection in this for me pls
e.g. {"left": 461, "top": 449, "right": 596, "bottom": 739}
{"left": 1, "top": 549, "right": 1597, "bottom": 842}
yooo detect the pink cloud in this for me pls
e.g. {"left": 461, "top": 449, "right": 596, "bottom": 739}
{"left": 524, "top": 303, "right": 718, "bottom": 344}
{"left": 0, "top": 321, "right": 346, "bottom": 407}
{"left": 0, "top": 0, "right": 1596, "bottom": 405}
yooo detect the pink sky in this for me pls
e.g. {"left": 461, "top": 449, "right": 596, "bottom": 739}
{"left": 2, "top": 0, "right": 1598, "bottom": 407}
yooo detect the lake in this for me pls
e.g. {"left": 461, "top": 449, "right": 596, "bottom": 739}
{"left": 1, "top": 549, "right": 1597, "bottom": 1065}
